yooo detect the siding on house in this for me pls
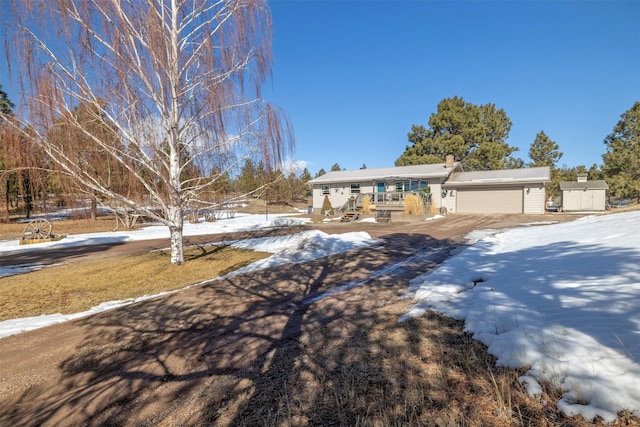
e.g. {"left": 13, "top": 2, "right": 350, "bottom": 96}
{"left": 308, "top": 164, "right": 551, "bottom": 215}
{"left": 440, "top": 186, "right": 456, "bottom": 213}
{"left": 443, "top": 167, "right": 551, "bottom": 215}
{"left": 312, "top": 182, "right": 376, "bottom": 213}
{"left": 308, "top": 162, "right": 461, "bottom": 213}
{"left": 523, "top": 184, "right": 546, "bottom": 214}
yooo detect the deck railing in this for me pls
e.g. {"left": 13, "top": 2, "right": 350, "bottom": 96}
{"left": 338, "top": 190, "right": 432, "bottom": 214}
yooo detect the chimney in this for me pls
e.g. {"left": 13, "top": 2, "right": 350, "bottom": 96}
{"left": 445, "top": 154, "right": 454, "bottom": 168}
{"left": 577, "top": 173, "right": 588, "bottom": 183}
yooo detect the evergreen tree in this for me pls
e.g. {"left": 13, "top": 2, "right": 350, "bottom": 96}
{"left": 0, "top": 84, "right": 14, "bottom": 222}
{"left": 314, "top": 168, "right": 327, "bottom": 178}
{"left": 321, "top": 194, "right": 333, "bottom": 215}
{"left": 0, "top": 84, "right": 15, "bottom": 115}
{"left": 396, "top": 96, "right": 519, "bottom": 170}
{"left": 299, "top": 167, "right": 312, "bottom": 197}
{"left": 602, "top": 102, "right": 640, "bottom": 202}
{"left": 300, "top": 167, "right": 312, "bottom": 183}
{"left": 504, "top": 156, "right": 525, "bottom": 169}
{"left": 330, "top": 163, "right": 343, "bottom": 172}
{"left": 237, "top": 159, "right": 258, "bottom": 194}
{"left": 588, "top": 163, "right": 604, "bottom": 181}
{"left": 528, "top": 131, "right": 563, "bottom": 167}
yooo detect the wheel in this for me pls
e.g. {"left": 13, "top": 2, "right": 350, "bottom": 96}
{"left": 23, "top": 218, "right": 52, "bottom": 239}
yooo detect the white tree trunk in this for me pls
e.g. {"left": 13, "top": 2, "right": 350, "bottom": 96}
{"left": 167, "top": 205, "right": 184, "bottom": 265}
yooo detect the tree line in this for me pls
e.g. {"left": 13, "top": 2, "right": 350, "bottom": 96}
{"left": 1, "top": 82, "right": 311, "bottom": 219}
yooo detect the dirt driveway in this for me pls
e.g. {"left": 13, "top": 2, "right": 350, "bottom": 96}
{"left": 0, "top": 214, "right": 590, "bottom": 426}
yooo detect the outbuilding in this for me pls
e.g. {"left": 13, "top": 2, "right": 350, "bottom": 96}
{"left": 559, "top": 174, "right": 608, "bottom": 211}
{"left": 441, "top": 167, "right": 551, "bottom": 214}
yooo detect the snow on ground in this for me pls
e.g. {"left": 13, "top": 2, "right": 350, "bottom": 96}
{"left": 403, "top": 211, "right": 640, "bottom": 422}
{"left": 0, "top": 213, "right": 310, "bottom": 255}
{"left": 0, "top": 213, "right": 379, "bottom": 338}
{"left": 2, "top": 209, "right": 640, "bottom": 421}
{"left": 222, "top": 229, "right": 379, "bottom": 277}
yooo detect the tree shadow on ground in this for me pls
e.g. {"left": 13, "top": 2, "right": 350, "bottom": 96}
{"left": 1, "top": 232, "right": 633, "bottom": 426}
{"left": 0, "top": 240, "right": 128, "bottom": 267}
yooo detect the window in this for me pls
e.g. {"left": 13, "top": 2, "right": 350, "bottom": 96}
{"left": 395, "top": 182, "right": 404, "bottom": 192}
{"left": 350, "top": 183, "right": 360, "bottom": 194}
{"left": 322, "top": 185, "right": 330, "bottom": 195}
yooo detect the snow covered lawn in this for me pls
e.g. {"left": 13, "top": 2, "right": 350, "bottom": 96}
{"left": 403, "top": 211, "right": 640, "bottom": 422}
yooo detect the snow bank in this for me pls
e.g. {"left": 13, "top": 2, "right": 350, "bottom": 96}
{"left": 403, "top": 211, "right": 640, "bottom": 421}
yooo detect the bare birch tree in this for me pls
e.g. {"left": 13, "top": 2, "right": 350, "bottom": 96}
{"left": 2, "top": 0, "right": 292, "bottom": 264}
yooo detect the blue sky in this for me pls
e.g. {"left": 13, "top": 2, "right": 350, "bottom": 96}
{"left": 266, "top": 0, "right": 640, "bottom": 174}
{"left": 1, "top": 1, "right": 638, "bottom": 176}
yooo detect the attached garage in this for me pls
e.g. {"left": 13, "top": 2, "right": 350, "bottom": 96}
{"left": 456, "top": 186, "right": 523, "bottom": 214}
{"left": 442, "top": 167, "right": 550, "bottom": 215}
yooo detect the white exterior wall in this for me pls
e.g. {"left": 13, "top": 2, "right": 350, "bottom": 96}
{"left": 591, "top": 190, "right": 607, "bottom": 211}
{"left": 440, "top": 185, "right": 456, "bottom": 213}
{"left": 312, "top": 177, "right": 448, "bottom": 214}
{"left": 523, "top": 184, "right": 546, "bottom": 214}
{"left": 312, "top": 182, "right": 375, "bottom": 213}
{"left": 562, "top": 189, "right": 607, "bottom": 211}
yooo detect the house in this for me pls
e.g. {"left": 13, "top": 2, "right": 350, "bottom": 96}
{"left": 441, "top": 167, "right": 551, "bottom": 214}
{"left": 308, "top": 160, "right": 552, "bottom": 216}
{"left": 307, "top": 157, "right": 462, "bottom": 215}
{"left": 559, "top": 174, "right": 608, "bottom": 211}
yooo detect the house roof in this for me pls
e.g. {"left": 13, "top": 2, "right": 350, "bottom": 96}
{"left": 443, "top": 166, "right": 551, "bottom": 188}
{"left": 307, "top": 162, "right": 461, "bottom": 185}
{"left": 559, "top": 180, "right": 609, "bottom": 190}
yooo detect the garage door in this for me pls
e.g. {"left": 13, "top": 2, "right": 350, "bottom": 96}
{"left": 456, "top": 186, "right": 523, "bottom": 214}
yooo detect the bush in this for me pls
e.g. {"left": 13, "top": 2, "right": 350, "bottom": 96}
{"left": 362, "top": 195, "right": 372, "bottom": 214}
{"left": 321, "top": 195, "right": 334, "bottom": 215}
{"left": 403, "top": 193, "right": 423, "bottom": 215}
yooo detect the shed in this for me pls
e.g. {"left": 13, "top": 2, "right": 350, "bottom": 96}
{"left": 441, "top": 167, "right": 551, "bottom": 214}
{"left": 559, "top": 174, "right": 608, "bottom": 211}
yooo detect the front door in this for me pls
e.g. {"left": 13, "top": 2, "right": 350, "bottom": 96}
{"left": 377, "top": 182, "right": 386, "bottom": 203}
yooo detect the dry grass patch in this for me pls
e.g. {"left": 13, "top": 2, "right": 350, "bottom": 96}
{"left": 213, "top": 301, "right": 640, "bottom": 427}
{"left": 0, "top": 245, "right": 270, "bottom": 321}
{"left": 403, "top": 193, "right": 424, "bottom": 215}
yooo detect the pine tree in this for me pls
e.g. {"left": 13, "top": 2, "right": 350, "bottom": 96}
{"left": 321, "top": 194, "right": 333, "bottom": 215}
{"left": 237, "top": 159, "right": 258, "bottom": 194}
{"left": 602, "top": 102, "right": 640, "bottom": 202}
{"left": 0, "top": 84, "right": 15, "bottom": 115}
{"left": 528, "top": 131, "right": 563, "bottom": 167}
{"left": 396, "top": 96, "right": 519, "bottom": 170}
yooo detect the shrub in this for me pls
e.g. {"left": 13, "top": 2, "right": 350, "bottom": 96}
{"left": 362, "top": 195, "right": 372, "bottom": 214}
{"left": 403, "top": 193, "right": 423, "bottom": 215}
{"left": 322, "top": 195, "right": 334, "bottom": 215}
